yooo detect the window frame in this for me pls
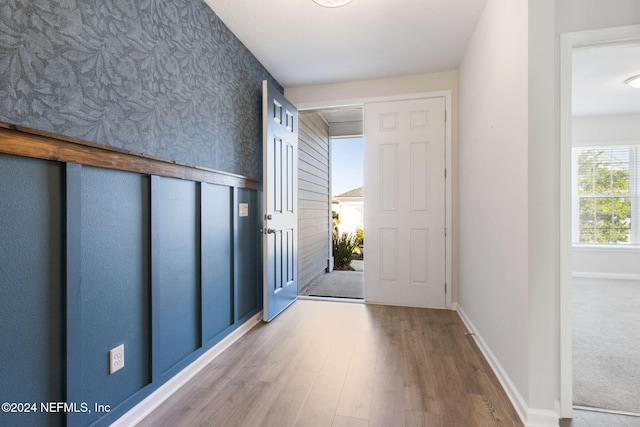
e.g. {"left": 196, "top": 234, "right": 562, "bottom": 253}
{"left": 571, "top": 143, "right": 640, "bottom": 247}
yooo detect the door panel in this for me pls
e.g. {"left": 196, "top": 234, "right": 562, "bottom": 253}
{"left": 263, "top": 80, "right": 298, "bottom": 322}
{"left": 364, "top": 97, "right": 446, "bottom": 307}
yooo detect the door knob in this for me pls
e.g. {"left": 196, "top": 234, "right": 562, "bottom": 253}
{"left": 266, "top": 228, "right": 277, "bottom": 234}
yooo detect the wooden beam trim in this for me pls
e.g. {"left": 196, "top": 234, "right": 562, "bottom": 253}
{"left": 0, "top": 123, "right": 262, "bottom": 190}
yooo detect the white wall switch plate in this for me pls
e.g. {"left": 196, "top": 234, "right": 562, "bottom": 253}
{"left": 110, "top": 344, "right": 124, "bottom": 374}
{"left": 239, "top": 203, "right": 249, "bottom": 217}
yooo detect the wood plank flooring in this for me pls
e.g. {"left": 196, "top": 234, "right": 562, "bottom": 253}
{"left": 138, "top": 300, "right": 523, "bottom": 427}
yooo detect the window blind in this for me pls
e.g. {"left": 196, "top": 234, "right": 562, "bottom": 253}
{"left": 572, "top": 145, "right": 639, "bottom": 245}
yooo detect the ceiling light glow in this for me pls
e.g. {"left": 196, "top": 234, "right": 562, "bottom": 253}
{"left": 312, "top": 0, "right": 353, "bottom": 8}
{"left": 625, "top": 74, "right": 640, "bottom": 89}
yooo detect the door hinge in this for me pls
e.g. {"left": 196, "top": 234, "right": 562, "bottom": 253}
{"left": 445, "top": 282, "right": 447, "bottom": 294}
{"left": 444, "top": 226, "right": 447, "bottom": 237}
{"left": 445, "top": 168, "right": 447, "bottom": 179}
{"left": 445, "top": 110, "right": 447, "bottom": 122}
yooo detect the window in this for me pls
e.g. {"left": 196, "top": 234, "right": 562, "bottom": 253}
{"left": 572, "top": 145, "right": 639, "bottom": 245}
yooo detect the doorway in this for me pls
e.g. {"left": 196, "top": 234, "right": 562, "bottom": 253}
{"left": 298, "top": 108, "right": 365, "bottom": 300}
{"left": 560, "top": 25, "right": 640, "bottom": 418}
{"left": 295, "top": 92, "right": 453, "bottom": 309}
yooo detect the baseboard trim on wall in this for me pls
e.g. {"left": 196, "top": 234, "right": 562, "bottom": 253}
{"left": 110, "top": 311, "right": 263, "bottom": 427}
{"left": 526, "top": 408, "right": 562, "bottom": 427}
{"left": 456, "top": 307, "right": 559, "bottom": 427}
{"left": 572, "top": 272, "right": 640, "bottom": 281}
{"left": 456, "top": 307, "right": 528, "bottom": 422}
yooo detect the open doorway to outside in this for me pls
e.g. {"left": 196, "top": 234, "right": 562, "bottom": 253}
{"left": 298, "top": 107, "right": 365, "bottom": 300}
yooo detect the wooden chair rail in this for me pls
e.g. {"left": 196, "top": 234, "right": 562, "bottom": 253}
{"left": 0, "top": 122, "right": 261, "bottom": 190}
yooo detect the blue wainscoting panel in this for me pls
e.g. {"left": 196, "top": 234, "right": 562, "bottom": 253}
{"left": 236, "top": 188, "right": 261, "bottom": 320}
{"left": 151, "top": 176, "right": 201, "bottom": 378}
{"left": 68, "top": 166, "right": 151, "bottom": 426}
{"left": 0, "top": 154, "right": 64, "bottom": 427}
{"left": 201, "top": 183, "right": 234, "bottom": 343}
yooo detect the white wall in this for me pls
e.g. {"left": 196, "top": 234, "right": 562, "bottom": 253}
{"left": 557, "top": 0, "right": 640, "bottom": 33}
{"left": 527, "top": 0, "right": 560, "bottom": 418}
{"left": 457, "top": 0, "right": 531, "bottom": 419}
{"left": 335, "top": 199, "right": 363, "bottom": 236}
{"left": 573, "top": 246, "right": 640, "bottom": 278}
{"left": 573, "top": 114, "right": 640, "bottom": 144}
{"left": 284, "top": 71, "right": 457, "bottom": 110}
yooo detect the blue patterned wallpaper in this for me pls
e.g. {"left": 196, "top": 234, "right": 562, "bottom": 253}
{"left": 0, "top": 0, "right": 281, "bottom": 179}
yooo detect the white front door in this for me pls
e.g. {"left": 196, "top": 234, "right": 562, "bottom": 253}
{"left": 364, "top": 97, "right": 447, "bottom": 307}
{"left": 262, "top": 80, "right": 298, "bottom": 322}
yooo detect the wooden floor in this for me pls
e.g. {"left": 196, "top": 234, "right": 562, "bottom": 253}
{"left": 138, "top": 300, "right": 523, "bottom": 427}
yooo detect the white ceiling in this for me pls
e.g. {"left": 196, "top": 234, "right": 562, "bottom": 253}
{"left": 202, "top": 2, "right": 640, "bottom": 121}
{"left": 573, "top": 42, "right": 640, "bottom": 117}
{"left": 203, "top": 0, "right": 488, "bottom": 88}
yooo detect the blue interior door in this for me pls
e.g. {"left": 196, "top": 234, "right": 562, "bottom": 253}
{"left": 262, "top": 80, "right": 298, "bottom": 322}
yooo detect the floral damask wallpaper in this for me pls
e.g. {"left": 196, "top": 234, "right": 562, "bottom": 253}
{"left": 0, "top": 0, "right": 281, "bottom": 179}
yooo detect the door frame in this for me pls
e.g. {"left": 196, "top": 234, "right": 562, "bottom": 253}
{"left": 296, "top": 90, "right": 453, "bottom": 309}
{"left": 559, "top": 24, "right": 640, "bottom": 418}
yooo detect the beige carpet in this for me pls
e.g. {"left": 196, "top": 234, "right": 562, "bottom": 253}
{"left": 572, "top": 277, "right": 640, "bottom": 413}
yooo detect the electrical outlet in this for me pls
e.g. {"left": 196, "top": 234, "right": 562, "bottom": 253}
{"left": 110, "top": 344, "right": 124, "bottom": 374}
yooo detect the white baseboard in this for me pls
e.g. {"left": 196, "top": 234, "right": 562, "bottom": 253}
{"left": 456, "top": 307, "right": 559, "bottom": 427}
{"left": 572, "top": 272, "right": 640, "bottom": 281}
{"left": 526, "top": 408, "right": 561, "bottom": 427}
{"left": 110, "top": 312, "right": 263, "bottom": 427}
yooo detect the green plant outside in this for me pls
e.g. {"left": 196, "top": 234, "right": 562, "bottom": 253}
{"left": 354, "top": 227, "right": 364, "bottom": 246}
{"left": 333, "top": 230, "right": 357, "bottom": 270}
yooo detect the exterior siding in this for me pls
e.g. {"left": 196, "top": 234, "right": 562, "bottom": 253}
{"left": 298, "top": 112, "right": 331, "bottom": 290}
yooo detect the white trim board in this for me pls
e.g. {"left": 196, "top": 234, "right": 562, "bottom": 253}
{"left": 573, "top": 245, "right": 640, "bottom": 253}
{"left": 456, "top": 307, "right": 559, "bottom": 427}
{"left": 293, "top": 91, "right": 452, "bottom": 112}
{"left": 572, "top": 272, "right": 640, "bottom": 281}
{"left": 110, "top": 312, "right": 263, "bottom": 427}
